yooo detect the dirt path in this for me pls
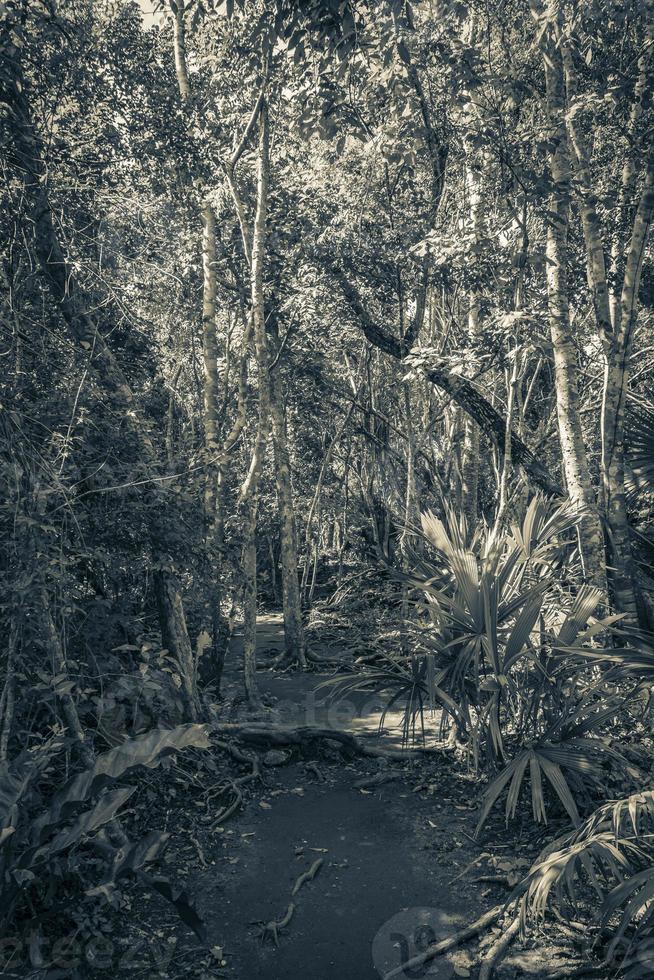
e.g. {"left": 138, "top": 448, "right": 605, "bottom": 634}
{"left": 192, "top": 616, "right": 558, "bottom": 980}
{"left": 226, "top": 614, "right": 418, "bottom": 741}
{"left": 188, "top": 616, "right": 564, "bottom": 980}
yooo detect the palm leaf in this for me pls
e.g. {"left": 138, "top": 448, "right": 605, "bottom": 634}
{"left": 626, "top": 408, "right": 654, "bottom": 500}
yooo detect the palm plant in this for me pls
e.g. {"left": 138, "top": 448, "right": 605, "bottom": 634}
{"left": 513, "top": 791, "right": 654, "bottom": 976}
{"left": 325, "top": 496, "right": 636, "bottom": 834}
{"left": 625, "top": 407, "right": 654, "bottom": 502}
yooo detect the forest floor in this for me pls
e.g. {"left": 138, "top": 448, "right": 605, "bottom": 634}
{"left": 180, "top": 615, "right": 580, "bottom": 980}
{"left": 109, "top": 616, "right": 592, "bottom": 980}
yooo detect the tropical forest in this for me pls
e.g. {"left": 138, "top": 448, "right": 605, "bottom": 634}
{"left": 3, "top": 0, "right": 654, "bottom": 977}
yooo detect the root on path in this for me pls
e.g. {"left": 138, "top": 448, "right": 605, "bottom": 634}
{"left": 207, "top": 739, "right": 261, "bottom": 826}
{"left": 255, "top": 902, "right": 295, "bottom": 946}
{"left": 212, "top": 723, "right": 442, "bottom": 761}
{"left": 383, "top": 904, "right": 505, "bottom": 980}
{"left": 478, "top": 913, "right": 520, "bottom": 980}
{"left": 291, "top": 857, "right": 323, "bottom": 896}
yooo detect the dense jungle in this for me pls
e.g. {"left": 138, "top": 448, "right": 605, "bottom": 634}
{"left": 3, "top": 0, "right": 654, "bottom": 977}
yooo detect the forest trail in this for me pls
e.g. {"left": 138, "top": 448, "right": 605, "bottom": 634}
{"left": 226, "top": 613, "right": 411, "bottom": 740}
{"left": 193, "top": 617, "right": 550, "bottom": 980}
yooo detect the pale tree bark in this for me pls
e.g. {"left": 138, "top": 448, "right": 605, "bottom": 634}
{"left": 169, "top": 2, "right": 263, "bottom": 677}
{"left": 399, "top": 382, "right": 420, "bottom": 651}
{"left": 201, "top": 206, "right": 221, "bottom": 467}
{"left": 491, "top": 347, "right": 521, "bottom": 540}
{"left": 170, "top": 0, "right": 192, "bottom": 102}
{"left": 220, "top": 63, "right": 304, "bottom": 670}
{"left": 559, "top": 12, "right": 654, "bottom": 619}
{"left": 269, "top": 368, "right": 306, "bottom": 665}
{"left": 235, "top": 102, "right": 272, "bottom": 708}
{"left": 608, "top": 9, "right": 654, "bottom": 329}
{"left": 542, "top": 31, "right": 607, "bottom": 593}
{"left": 604, "top": 83, "right": 654, "bottom": 623}
{"left": 461, "top": 159, "right": 483, "bottom": 531}
{"left": 602, "top": 164, "right": 654, "bottom": 619}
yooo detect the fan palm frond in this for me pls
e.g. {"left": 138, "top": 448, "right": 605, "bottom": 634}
{"left": 476, "top": 737, "right": 630, "bottom": 835}
{"left": 626, "top": 408, "right": 654, "bottom": 502}
{"left": 514, "top": 832, "right": 636, "bottom": 926}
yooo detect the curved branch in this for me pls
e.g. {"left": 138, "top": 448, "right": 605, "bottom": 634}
{"left": 330, "top": 266, "right": 562, "bottom": 497}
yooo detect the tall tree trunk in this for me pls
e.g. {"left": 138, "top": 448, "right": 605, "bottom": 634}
{"left": 241, "top": 498, "right": 260, "bottom": 706}
{"left": 169, "top": 0, "right": 267, "bottom": 675}
{"left": 542, "top": 34, "right": 607, "bottom": 593}
{"left": 170, "top": 0, "right": 192, "bottom": 102}
{"left": 236, "top": 101, "right": 271, "bottom": 707}
{"left": 461, "top": 161, "right": 483, "bottom": 531}
{"left": 602, "top": 164, "right": 654, "bottom": 620}
{"left": 270, "top": 370, "right": 306, "bottom": 665}
{"left": 559, "top": 17, "right": 653, "bottom": 619}
{"left": 200, "top": 204, "right": 230, "bottom": 678}
{"left": 608, "top": 10, "right": 654, "bottom": 329}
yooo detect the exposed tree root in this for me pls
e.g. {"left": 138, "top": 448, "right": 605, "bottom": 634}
{"left": 209, "top": 781, "right": 244, "bottom": 827}
{"left": 303, "top": 761, "right": 325, "bottom": 781}
{"left": 353, "top": 771, "right": 402, "bottom": 789}
{"left": 253, "top": 857, "right": 323, "bottom": 946}
{"left": 478, "top": 913, "right": 520, "bottom": 980}
{"left": 305, "top": 648, "right": 355, "bottom": 668}
{"left": 383, "top": 904, "right": 504, "bottom": 980}
{"left": 291, "top": 857, "right": 323, "bottom": 896}
{"left": 213, "top": 738, "right": 262, "bottom": 776}
{"left": 207, "top": 739, "right": 262, "bottom": 826}
{"left": 212, "top": 723, "right": 442, "bottom": 761}
{"left": 255, "top": 902, "right": 296, "bottom": 946}
{"left": 541, "top": 963, "right": 613, "bottom": 979}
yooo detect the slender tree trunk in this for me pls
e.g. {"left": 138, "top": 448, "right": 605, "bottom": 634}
{"left": 236, "top": 102, "right": 271, "bottom": 707}
{"left": 169, "top": 0, "right": 232, "bottom": 677}
{"left": 461, "top": 160, "right": 483, "bottom": 531}
{"left": 199, "top": 205, "right": 231, "bottom": 678}
{"left": 201, "top": 206, "right": 220, "bottom": 467}
{"left": 270, "top": 371, "right": 306, "bottom": 665}
{"left": 608, "top": 10, "right": 654, "bottom": 328}
{"left": 241, "top": 499, "right": 260, "bottom": 706}
{"left": 560, "top": 17, "right": 653, "bottom": 619}
{"left": 542, "top": 36, "right": 607, "bottom": 593}
{"left": 492, "top": 348, "right": 520, "bottom": 538}
{"left": 170, "top": 0, "right": 192, "bottom": 102}
{"left": 0, "top": 621, "right": 18, "bottom": 764}
{"left": 602, "top": 164, "right": 654, "bottom": 620}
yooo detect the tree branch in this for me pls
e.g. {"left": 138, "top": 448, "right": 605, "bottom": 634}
{"left": 329, "top": 265, "right": 562, "bottom": 497}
